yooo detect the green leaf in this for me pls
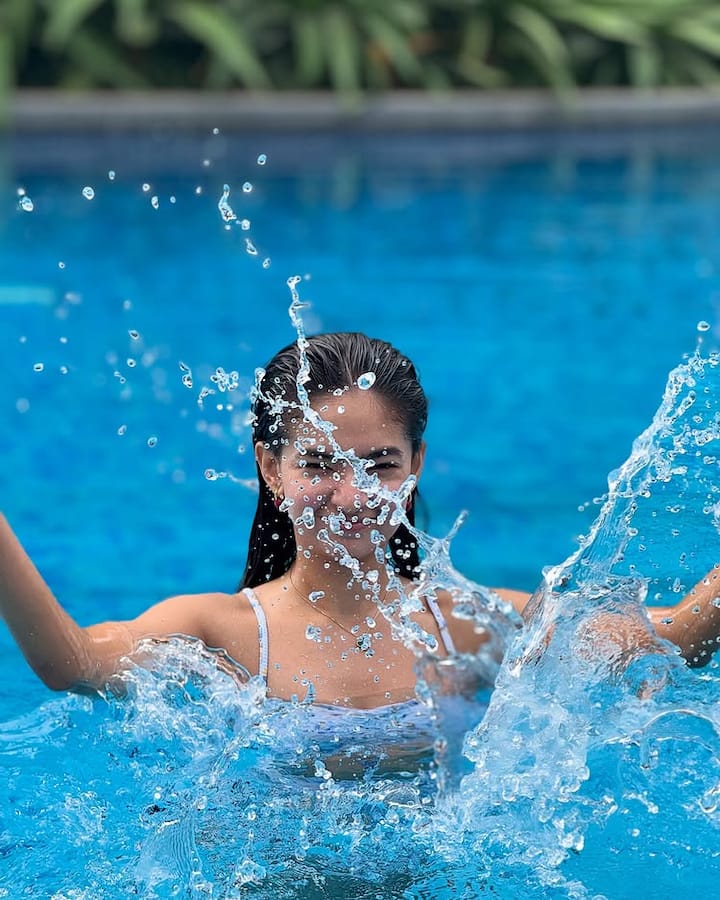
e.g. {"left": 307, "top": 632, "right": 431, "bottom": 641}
{"left": 166, "top": 1, "right": 271, "bottom": 89}
{"left": 293, "top": 11, "right": 327, "bottom": 86}
{"left": 549, "top": 1, "right": 646, "bottom": 46}
{"left": 42, "top": 0, "right": 105, "bottom": 50}
{"left": 627, "top": 44, "right": 661, "bottom": 87}
{"left": 507, "top": 3, "right": 574, "bottom": 89}
{"left": 671, "top": 20, "right": 720, "bottom": 58}
{"left": 115, "top": 0, "right": 158, "bottom": 45}
{"left": 323, "top": 6, "right": 362, "bottom": 94}
{"left": 63, "top": 29, "right": 149, "bottom": 87}
{"left": 0, "top": 31, "right": 14, "bottom": 127}
{"left": 364, "top": 13, "right": 424, "bottom": 84}
{"left": 456, "top": 55, "right": 508, "bottom": 88}
{"left": 373, "top": 0, "right": 427, "bottom": 32}
{"left": 2, "top": 0, "right": 38, "bottom": 48}
{"left": 459, "top": 13, "right": 493, "bottom": 61}
{"left": 664, "top": 43, "right": 720, "bottom": 85}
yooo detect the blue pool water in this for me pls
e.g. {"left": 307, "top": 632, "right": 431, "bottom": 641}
{"left": 3, "top": 127, "right": 720, "bottom": 897}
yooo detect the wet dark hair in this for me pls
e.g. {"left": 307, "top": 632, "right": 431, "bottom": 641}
{"left": 239, "top": 332, "right": 428, "bottom": 588}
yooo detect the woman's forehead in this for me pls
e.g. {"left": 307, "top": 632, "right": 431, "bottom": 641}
{"left": 285, "top": 389, "right": 409, "bottom": 453}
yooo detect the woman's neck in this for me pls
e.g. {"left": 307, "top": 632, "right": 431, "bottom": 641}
{"left": 286, "top": 556, "right": 394, "bottom": 619}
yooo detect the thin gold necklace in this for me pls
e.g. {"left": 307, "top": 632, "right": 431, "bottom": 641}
{"left": 287, "top": 572, "right": 376, "bottom": 657}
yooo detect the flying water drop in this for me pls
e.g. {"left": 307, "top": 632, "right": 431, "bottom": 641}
{"left": 357, "top": 372, "right": 376, "bottom": 390}
{"left": 218, "top": 185, "right": 237, "bottom": 222}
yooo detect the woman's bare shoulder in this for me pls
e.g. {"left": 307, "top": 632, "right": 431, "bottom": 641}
{"left": 123, "top": 590, "right": 259, "bottom": 660}
{"left": 430, "top": 585, "right": 530, "bottom": 654}
{"left": 490, "top": 587, "right": 532, "bottom": 615}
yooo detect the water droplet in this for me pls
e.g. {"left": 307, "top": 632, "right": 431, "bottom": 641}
{"left": 212, "top": 127, "right": 220, "bottom": 135}
{"left": 262, "top": 257, "right": 271, "bottom": 269}
{"left": 108, "top": 170, "right": 116, "bottom": 181}
{"left": 142, "top": 183, "right": 151, "bottom": 193}
{"left": 202, "top": 159, "right": 211, "bottom": 168}
{"left": 151, "top": 196, "right": 159, "bottom": 209}
{"left": 309, "top": 591, "right": 325, "bottom": 603}
{"left": 59, "top": 336, "right": 68, "bottom": 344}
{"left": 337, "top": 405, "right": 345, "bottom": 414}
{"left": 698, "top": 320, "right": 711, "bottom": 332}
{"left": 240, "top": 219, "right": 251, "bottom": 231}
{"left": 257, "top": 154, "right": 267, "bottom": 166}
{"left": 117, "top": 425, "right": 127, "bottom": 436}
{"left": 205, "top": 468, "right": 219, "bottom": 480}
{"left": 127, "top": 358, "right": 136, "bottom": 368}
{"left": 218, "top": 184, "right": 236, "bottom": 222}
{"left": 122, "top": 299, "right": 132, "bottom": 311}
{"left": 169, "top": 196, "right": 176, "bottom": 204}
{"left": 19, "top": 196, "right": 34, "bottom": 212}
{"left": 58, "top": 261, "right": 65, "bottom": 269}
{"left": 147, "top": 436, "right": 158, "bottom": 448}
{"left": 128, "top": 329, "right": 140, "bottom": 340}
{"left": 195, "top": 186, "right": 203, "bottom": 195}
{"left": 33, "top": 362, "right": 44, "bottom": 372}
{"left": 82, "top": 186, "right": 95, "bottom": 200}
{"left": 357, "top": 372, "right": 376, "bottom": 390}
{"left": 297, "top": 507, "right": 316, "bottom": 528}
{"left": 245, "top": 239, "right": 258, "bottom": 256}
{"left": 242, "top": 182, "right": 253, "bottom": 193}
{"left": 59, "top": 366, "right": 68, "bottom": 375}
{"left": 305, "top": 624, "right": 322, "bottom": 642}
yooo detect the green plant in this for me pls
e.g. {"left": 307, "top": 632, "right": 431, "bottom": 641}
{"left": 3, "top": 0, "right": 720, "bottom": 121}
{"left": 254, "top": 0, "right": 448, "bottom": 92}
{"left": 5, "top": 0, "right": 272, "bottom": 92}
{"left": 442, "top": 0, "right": 720, "bottom": 90}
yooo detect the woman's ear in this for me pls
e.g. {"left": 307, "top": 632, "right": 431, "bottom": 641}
{"left": 412, "top": 441, "right": 426, "bottom": 480}
{"left": 255, "top": 442, "right": 281, "bottom": 495}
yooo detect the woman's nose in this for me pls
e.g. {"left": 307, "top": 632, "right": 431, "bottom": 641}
{"left": 330, "top": 474, "right": 362, "bottom": 511}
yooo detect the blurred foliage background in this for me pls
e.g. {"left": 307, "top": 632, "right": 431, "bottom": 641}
{"left": 3, "top": 0, "right": 720, "bottom": 100}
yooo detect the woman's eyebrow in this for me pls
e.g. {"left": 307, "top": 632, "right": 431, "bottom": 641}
{"left": 302, "top": 447, "right": 404, "bottom": 461}
{"left": 365, "top": 447, "right": 404, "bottom": 459}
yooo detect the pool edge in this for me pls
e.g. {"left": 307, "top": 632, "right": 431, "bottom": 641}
{"left": 8, "top": 87, "right": 720, "bottom": 133}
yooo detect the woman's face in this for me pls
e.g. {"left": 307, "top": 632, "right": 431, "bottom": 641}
{"left": 256, "top": 388, "right": 424, "bottom": 564}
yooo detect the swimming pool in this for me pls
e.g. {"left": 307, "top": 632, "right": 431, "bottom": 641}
{"left": 3, "top": 126, "right": 720, "bottom": 897}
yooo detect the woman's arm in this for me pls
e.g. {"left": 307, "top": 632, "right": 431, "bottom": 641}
{"left": 647, "top": 566, "right": 720, "bottom": 667}
{"left": 502, "top": 570, "right": 720, "bottom": 668}
{"left": 0, "top": 514, "right": 231, "bottom": 690}
{"left": 0, "top": 514, "right": 106, "bottom": 689}
{"left": 493, "top": 588, "right": 532, "bottom": 617}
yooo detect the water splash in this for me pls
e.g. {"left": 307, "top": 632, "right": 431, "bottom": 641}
{"left": 426, "top": 346, "right": 720, "bottom": 894}
{"left": 217, "top": 184, "right": 236, "bottom": 223}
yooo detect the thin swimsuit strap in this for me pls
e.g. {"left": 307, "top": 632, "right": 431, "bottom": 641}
{"left": 426, "top": 593, "right": 457, "bottom": 655}
{"left": 242, "top": 587, "right": 269, "bottom": 680}
{"left": 242, "top": 586, "right": 456, "bottom": 679}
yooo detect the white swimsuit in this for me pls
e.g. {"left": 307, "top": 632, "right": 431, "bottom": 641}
{"left": 241, "top": 586, "right": 456, "bottom": 681}
{"left": 240, "top": 588, "right": 487, "bottom": 776}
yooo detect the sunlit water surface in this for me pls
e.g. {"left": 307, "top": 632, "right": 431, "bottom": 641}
{"left": 3, "top": 130, "right": 720, "bottom": 897}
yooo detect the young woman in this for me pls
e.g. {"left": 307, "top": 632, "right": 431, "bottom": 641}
{"left": 1, "top": 332, "right": 719, "bottom": 707}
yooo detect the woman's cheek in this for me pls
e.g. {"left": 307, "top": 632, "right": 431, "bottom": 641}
{"left": 285, "top": 475, "right": 330, "bottom": 514}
